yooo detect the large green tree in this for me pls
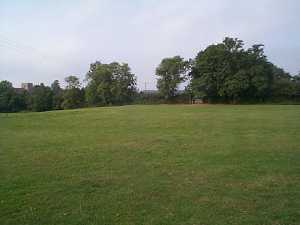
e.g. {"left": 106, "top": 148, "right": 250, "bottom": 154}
{"left": 62, "top": 76, "right": 84, "bottom": 109}
{"left": 190, "top": 37, "right": 273, "bottom": 103}
{"left": 85, "top": 61, "right": 136, "bottom": 106}
{"left": 51, "top": 80, "right": 63, "bottom": 109}
{"left": 292, "top": 73, "right": 300, "bottom": 99}
{"left": 156, "top": 56, "right": 189, "bottom": 100}
{"left": 0, "top": 80, "right": 27, "bottom": 112}
{"left": 0, "top": 80, "right": 14, "bottom": 112}
{"left": 270, "top": 65, "right": 297, "bottom": 99}
{"left": 29, "top": 83, "right": 53, "bottom": 112}
{"left": 0, "top": 81, "right": 15, "bottom": 112}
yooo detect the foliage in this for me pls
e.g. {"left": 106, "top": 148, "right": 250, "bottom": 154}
{"left": 134, "top": 90, "right": 162, "bottom": 104}
{"left": 271, "top": 65, "right": 297, "bottom": 99}
{"left": 65, "top": 75, "right": 81, "bottom": 89}
{"left": 29, "top": 83, "right": 53, "bottom": 112}
{"left": 62, "top": 76, "right": 84, "bottom": 109}
{"left": 294, "top": 74, "right": 300, "bottom": 97}
{"left": 156, "top": 56, "right": 190, "bottom": 100}
{"left": 1, "top": 37, "right": 299, "bottom": 112}
{"left": 51, "top": 80, "right": 63, "bottom": 110}
{"left": 0, "top": 80, "right": 15, "bottom": 112}
{"left": 85, "top": 61, "right": 137, "bottom": 106}
{"left": 0, "top": 80, "right": 27, "bottom": 112}
{"left": 190, "top": 38, "right": 274, "bottom": 103}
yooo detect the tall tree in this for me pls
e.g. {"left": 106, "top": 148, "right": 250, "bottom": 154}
{"left": 292, "top": 73, "right": 300, "bottom": 98}
{"left": 190, "top": 37, "right": 273, "bottom": 103}
{"left": 270, "top": 65, "right": 296, "bottom": 99}
{"left": 9, "top": 91, "right": 27, "bottom": 112}
{"left": 110, "top": 62, "right": 137, "bottom": 104}
{"left": 65, "top": 76, "right": 81, "bottom": 89}
{"left": 86, "top": 62, "right": 115, "bottom": 106}
{"left": 85, "top": 61, "right": 137, "bottom": 106}
{"left": 156, "top": 56, "right": 189, "bottom": 100}
{"left": 29, "top": 83, "right": 53, "bottom": 112}
{"left": 0, "top": 81, "right": 15, "bottom": 112}
{"left": 51, "top": 80, "right": 63, "bottom": 109}
{"left": 62, "top": 76, "right": 84, "bottom": 109}
{"left": 0, "top": 80, "right": 27, "bottom": 112}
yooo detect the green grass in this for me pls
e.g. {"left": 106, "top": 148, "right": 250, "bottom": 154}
{"left": 0, "top": 105, "right": 300, "bottom": 225}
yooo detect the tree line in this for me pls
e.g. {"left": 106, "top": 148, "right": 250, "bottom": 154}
{"left": 1, "top": 37, "right": 300, "bottom": 112}
{"left": 0, "top": 62, "right": 137, "bottom": 112}
{"left": 156, "top": 37, "right": 300, "bottom": 103}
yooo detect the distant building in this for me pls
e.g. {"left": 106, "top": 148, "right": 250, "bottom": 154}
{"left": 13, "top": 83, "right": 34, "bottom": 93}
{"left": 21, "top": 83, "right": 33, "bottom": 92}
{"left": 14, "top": 88, "right": 26, "bottom": 94}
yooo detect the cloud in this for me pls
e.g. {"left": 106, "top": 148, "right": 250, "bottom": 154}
{"left": 0, "top": 0, "right": 299, "bottom": 89}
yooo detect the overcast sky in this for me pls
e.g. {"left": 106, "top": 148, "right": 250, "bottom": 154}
{"left": 1, "top": 0, "right": 299, "bottom": 90}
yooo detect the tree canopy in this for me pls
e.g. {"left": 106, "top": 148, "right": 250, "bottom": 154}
{"left": 62, "top": 76, "right": 84, "bottom": 109}
{"left": 0, "top": 81, "right": 26, "bottom": 112}
{"left": 156, "top": 56, "right": 190, "bottom": 100}
{"left": 189, "top": 38, "right": 275, "bottom": 103}
{"left": 1, "top": 38, "right": 299, "bottom": 113}
{"left": 85, "top": 61, "right": 137, "bottom": 106}
{"left": 29, "top": 83, "right": 53, "bottom": 112}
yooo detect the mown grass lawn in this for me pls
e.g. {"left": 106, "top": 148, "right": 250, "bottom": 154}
{"left": 0, "top": 105, "right": 299, "bottom": 225}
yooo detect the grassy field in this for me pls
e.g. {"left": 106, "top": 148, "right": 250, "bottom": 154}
{"left": 0, "top": 105, "right": 299, "bottom": 225}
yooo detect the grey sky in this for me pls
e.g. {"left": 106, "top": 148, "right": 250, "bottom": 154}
{"left": 1, "top": 0, "right": 299, "bottom": 90}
